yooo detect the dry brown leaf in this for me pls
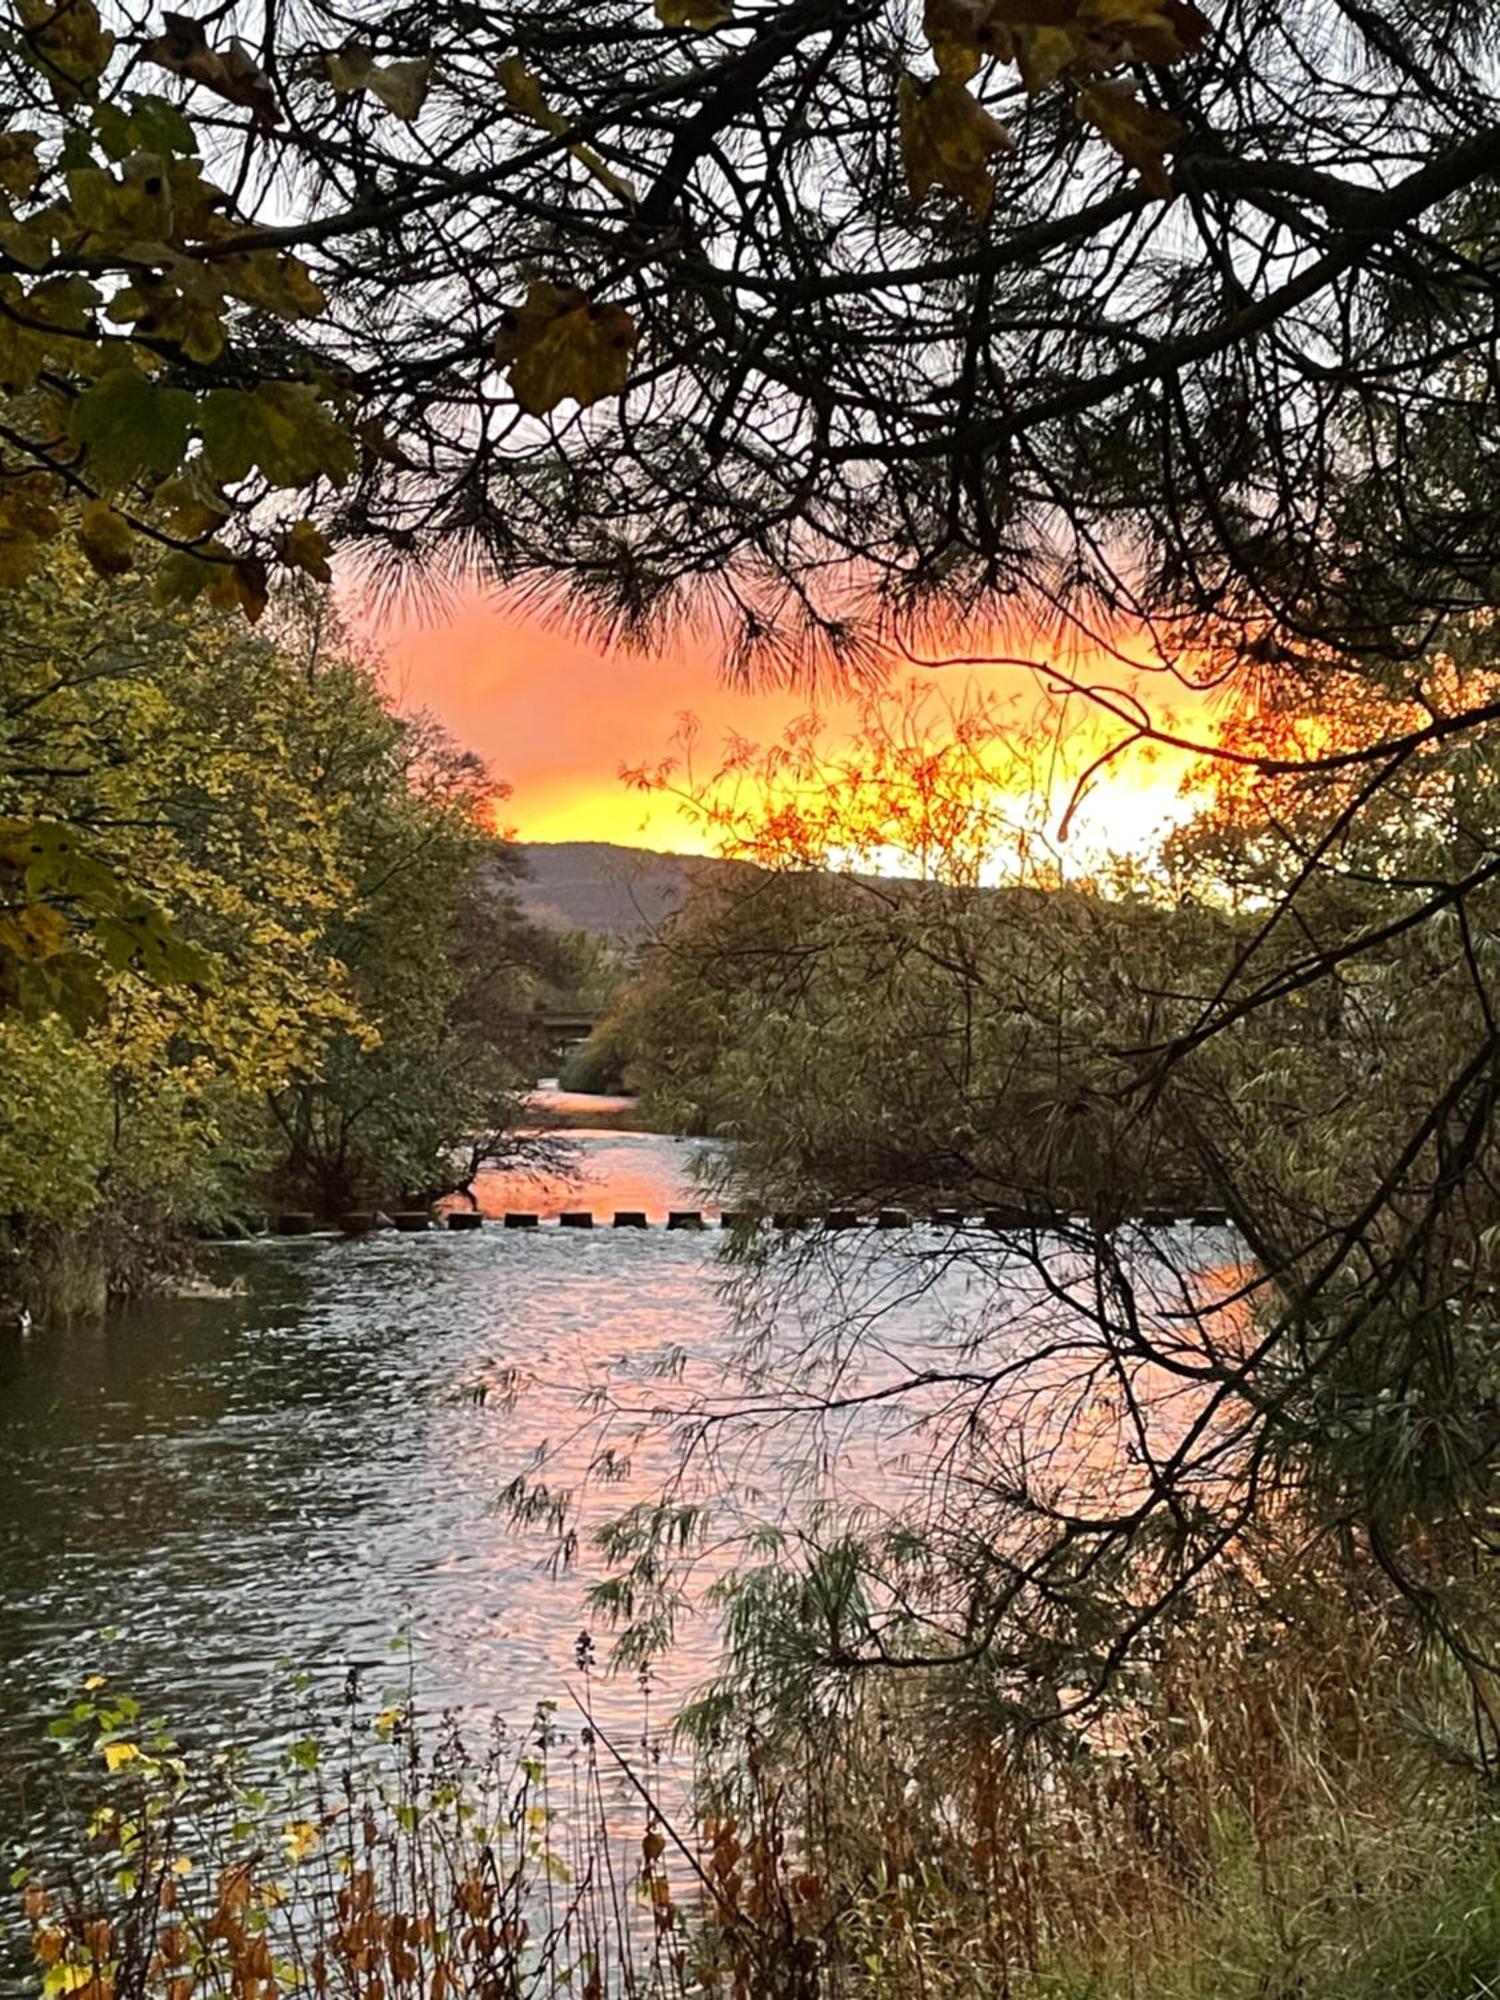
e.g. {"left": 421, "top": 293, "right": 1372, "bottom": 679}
{"left": 1077, "top": 0, "right": 1209, "bottom": 62}
{"left": 1014, "top": 23, "right": 1081, "bottom": 91}
{"left": 324, "top": 42, "right": 434, "bottom": 121}
{"left": 145, "top": 12, "right": 279, "bottom": 127}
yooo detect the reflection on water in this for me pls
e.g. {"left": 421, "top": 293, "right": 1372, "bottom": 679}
{"left": 473, "top": 1127, "right": 719, "bottom": 1221}
{"left": 0, "top": 1116, "right": 1240, "bottom": 1945}
{"left": 0, "top": 1128, "right": 730, "bottom": 1874}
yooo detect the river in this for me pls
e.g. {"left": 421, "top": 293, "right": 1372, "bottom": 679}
{"left": 0, "top": 1116, "right": 1235, "bottom": 1972}
{"left": 0, "top": 1130, "right": 732, "bottom": 1795}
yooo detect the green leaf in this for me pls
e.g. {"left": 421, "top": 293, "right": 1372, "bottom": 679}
{"left": 94, "top": 93, "right": 198, "bottom": 162}
{"left": 68, "top": 367, "right": 194, "bottom": 486}
{"left": 200, "top": 382, "right": 354, "bottom": 488}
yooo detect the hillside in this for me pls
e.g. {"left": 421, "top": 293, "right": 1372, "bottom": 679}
{"left": 508, "top": 840, "right": 756, "bottom": 938}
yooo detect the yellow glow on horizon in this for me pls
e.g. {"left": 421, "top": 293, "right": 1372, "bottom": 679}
{"left": 500, "top": 784, "right": 724, "bottom": 855}
{"left": 367, "top": 589, "right": 1220, "bottom": 871}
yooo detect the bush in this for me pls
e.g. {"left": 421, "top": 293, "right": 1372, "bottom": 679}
{"left": 15, "top": 1677, "right": 692, "bottom": 2000}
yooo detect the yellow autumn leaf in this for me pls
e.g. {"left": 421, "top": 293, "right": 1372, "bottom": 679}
{"left": 143, "top": 16, "right": 277, "bottom": 128}
{"left": 0, "top": 905, "right": 70, "bottom": 960}
{"left": 282, "top": 1820, "right": 319, "bottom": 1864}
{"left": 0, "top": 131, "right": 40, "bottom": 198}
{"left": 655, "top": 0, "right": 733, "bottom": 27}
{"left": 43, "top": 1962, "right": 97, "bottom": 1993}
{"left": 82, "top": 1674, "right": 106, "bottom": 1691}
{"left": 498, "top": 56, "right": 567, "bottom": 133}
{"left": 498, "top": 59, "right": 636, "bottom": 204}
{"left": 228, "top": 556, "right": 268, "bottom": 624}
{"left": 898, "top": 73, "right": 1014, "bottom": 217}
{"left": 152, "top": 473, "right": 228, "bottom": 540}
{"left": 921, "top": 0, "right": 1059, "bottom": 79}
{"left": 102, "top": 1741, "right": 140, "bottom": 1772}
{"left": 1077, "top": 0, "right": 1209, "bottom": 64}
{"left": 1014, "top": 23, "right": 1080, "bottom": 92}
{"left": 364, "top": 56, "right": 433, "bottom": 119}
{"left": 495, "top": 283, "right": 638, "bottom": 416}
{"left": 17, "top": 0, "right": 115, "bottom": 105}
{"left": 1075, "top": 78, "right": 1184, "bottom": 196}
{"left": 78, "top": 500, "right": 135, "bottom": 578}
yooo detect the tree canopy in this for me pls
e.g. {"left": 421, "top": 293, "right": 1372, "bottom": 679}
{"left": 2, "top": 0, "right": 1499, "bottom": 677}
{"left": 543, "top": 671, "right": 1500, "bottom": 1741}
{"left": 0, "top": 548, "right": 566, "bottom": 1312}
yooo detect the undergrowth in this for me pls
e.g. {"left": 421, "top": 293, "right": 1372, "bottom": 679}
{"left": 13, "top": 1569, "right": 1500, "bottom": 2000}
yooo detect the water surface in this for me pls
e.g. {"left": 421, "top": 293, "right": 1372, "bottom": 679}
{"left": 0, "top": 1122, "right": 1233, "bottom": 1940}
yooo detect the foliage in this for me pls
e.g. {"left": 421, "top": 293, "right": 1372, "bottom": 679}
{"left": 579, "top": 665, "right": 1500, "bottom": 1739}
{"left": 19, "top": 1583, "right": 1500, "bottom": 2000}
{"left": 0, "top": 546, "right": 555, "bottom": 1308}
{"left": 12, "top": 1675, "right": 689, "bottom": 2000}
{"left": 558, "top": 1017, "right": 635, "bottom": 1096}
{"left": 0, "top": 0, "right": 1496, "bottom": 692}
{"left": 682, "top": 1548, "right": 1500, "bottom": 2000}
{"left": 261, "top": 664, "right": 562, "bottom": 1217}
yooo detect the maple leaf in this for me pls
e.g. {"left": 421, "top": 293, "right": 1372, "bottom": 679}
{"left": 498, "top": 58, "right": 636, "bottom": 204}
{"left": 922, "top": 0, "right": 1006, "bottom": 81}
{"left": 495, "top": 283, "right": 638, "bottom": 416}
{"left": 899, "top": 73, "right": 1014, "bottom": 217}
{"left": 16, "top": 0, "right": 114, "bottom": 106}
{"left": 1014, "top": 24, "right": 1081, "bottom": 92}
{"left": 0, "top": 133, "right": 40, "bottom": 199}
{"left": 277, "top": 518, "right": 333, "bottom": 582}
{"left": 1075, "top": 78, "right": 1184, "bottom": 196}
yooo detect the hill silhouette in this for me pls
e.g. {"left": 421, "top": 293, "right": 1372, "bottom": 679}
{"left": 509, "top": 840, "right": 756, "bottom": 939}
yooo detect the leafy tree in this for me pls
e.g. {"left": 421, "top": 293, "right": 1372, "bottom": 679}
{"left": 0, "top": 548, "right": 554, "bottom": 1305}
{"left": 584, "top": 671, "right": 1500, "bottom": 1750}
{"left": 264, "top": 689, "right": 563, "bottom": 1216}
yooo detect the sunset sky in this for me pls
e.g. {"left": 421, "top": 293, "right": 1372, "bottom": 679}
{"left": 369, "top": 589, "right": 1209, "bottom": 864}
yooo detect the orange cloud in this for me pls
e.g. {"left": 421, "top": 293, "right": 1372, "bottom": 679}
{"left": 363, "top": 590, "right": 1216, "bottom": 864}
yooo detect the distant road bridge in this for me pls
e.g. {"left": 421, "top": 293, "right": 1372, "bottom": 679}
{"left": 537, "top": 1011, "right": 598, "bottom": 1050}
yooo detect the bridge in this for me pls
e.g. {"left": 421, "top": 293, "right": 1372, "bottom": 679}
{"left": 538, "top": 1010, "right": 598, "bottom": 1049}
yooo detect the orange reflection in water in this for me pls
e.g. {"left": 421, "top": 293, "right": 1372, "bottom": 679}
{"left": 470, "top": 1122, "right": 719, "bottom": 1222}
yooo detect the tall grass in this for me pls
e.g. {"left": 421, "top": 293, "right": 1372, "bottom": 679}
{"left": 17, "top": 1569, "right": 1500, "bottom": 2000}
{"left": 683, "top": 1554, "right": 1500, "bottom": 2000}
{"left": 12, "top": 1677, "right": 697, "bottom": 2000}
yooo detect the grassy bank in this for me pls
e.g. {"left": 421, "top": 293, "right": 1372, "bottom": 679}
{"left": 673, "top": 1543, "right": 1500, "bottom": 2000}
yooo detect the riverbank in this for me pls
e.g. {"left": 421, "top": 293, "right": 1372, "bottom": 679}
{"left": 13, "top": 1572, "right": 1500, "bottom": 2000}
